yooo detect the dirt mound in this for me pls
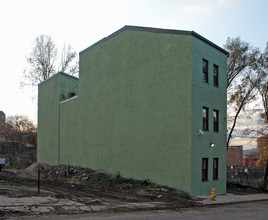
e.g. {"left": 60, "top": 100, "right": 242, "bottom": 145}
{"left": 25, "top": 162, "right": 52, "bottom": 172}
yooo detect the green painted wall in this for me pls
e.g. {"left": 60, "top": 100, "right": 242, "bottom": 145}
{"left": 77, "top": 30, "right": 193, "bottom": 192}
{"left": 190, "top": 36, "right": 227, "bottom": 195}
{"left": 38, "top": 76, "right": 60, "bottom": 165}
{"left": 38, "top": 27, "right": 227, "bottom": 195}
{"left": 37, "top": 73, "right": 79, "bottom": 165}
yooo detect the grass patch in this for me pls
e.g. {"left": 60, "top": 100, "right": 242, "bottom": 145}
{"left": 82, "top": 172, "right": 151, "bottom": 190}
{"left": 78, "top": 171, "right": 188, "bottom": 198}
{"left": 0, "top": 188, "right": 47, "bottom": 198}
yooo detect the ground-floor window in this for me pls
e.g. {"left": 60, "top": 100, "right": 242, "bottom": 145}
{"left": 202, "top": 158, "right": 208, "bottom": 181}
{"left": 213, "top": 158, "right": 219, "bottom": 180}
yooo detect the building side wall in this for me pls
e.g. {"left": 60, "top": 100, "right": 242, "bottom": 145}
{"left": 59, "top": 75, "right": 79, "bottom": 100}
{"left": 59, "top": 97, "right": 82, "bottom": 165}
{"left": 70, "top": 30, "right": 193, "bottom": 191}
{"left": 190, "top": 36, "right": 227, "bottom": 195}
{"left": 37, "top": 76, "right": 60, "bottom": 165}
{"left": 38, "top": 74, "right": 79, "bottom": 165}
{"left": 38, "top": 28, "right": 227, "bottom": 195}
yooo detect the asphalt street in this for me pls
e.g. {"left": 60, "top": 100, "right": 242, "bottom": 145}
{"left": 28, "top": 200, "right": 268, "bottom": 220}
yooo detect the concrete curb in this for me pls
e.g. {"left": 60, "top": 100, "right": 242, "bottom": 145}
{"left": 195, "top": 193, "right": 268, "bottom": 207}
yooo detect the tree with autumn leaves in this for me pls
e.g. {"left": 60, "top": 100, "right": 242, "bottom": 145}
{"left": 256, "top": 135, "right": 268, "bottom": 167}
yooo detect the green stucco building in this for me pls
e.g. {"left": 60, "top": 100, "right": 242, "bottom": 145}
{"left": 38, "top": 26, "right": 228, "bottom": 196}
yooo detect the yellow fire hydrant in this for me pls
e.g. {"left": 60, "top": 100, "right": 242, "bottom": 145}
{"left": 210, "top": 188, "right": 216, "bottom": 200}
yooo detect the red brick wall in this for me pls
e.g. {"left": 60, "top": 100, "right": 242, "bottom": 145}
{"left": 227, "top": 146, "right": 243, "bottom": 167}
{"left": 244, "top": 157, "right": 256, "bottom": 167}
{"left": 257, "top": 136, "right": 267, "bottom": 148}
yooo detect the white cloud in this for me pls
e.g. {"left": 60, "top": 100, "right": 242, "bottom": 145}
{"left": 217, "top": 0, "right": 229, "bottom": 5}
{"left": 217, "top": 0, "right": 236, "bottom": 6}
{"left": 183, "top": 4, "right": 212, "bottom": 14}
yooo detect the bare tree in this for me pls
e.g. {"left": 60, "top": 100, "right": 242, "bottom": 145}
{"left": 224, "top": 37, "right": 260, "bottom": 148}
{"left": 22, "top": 35, "right": 57, "bottom": 86}
{"left": 224, "top": 37, "right": 259, "bottom": 89}
{"left": 256, "top": 43, "right": 268, "bottom": 122}
{"left": 59, "top": 44, "right": 78, "bottom": 75}
{"left": 226, "top": 72, "right": 259, "bottom": 148}
{"left": 255, "top": 42, "right": 268, "bottom": 189}
{"left": 22, "top": 35, "right": 78, "bottom": 87}
{"left": 5, "top": 115, "right": 37, "bottom": 145}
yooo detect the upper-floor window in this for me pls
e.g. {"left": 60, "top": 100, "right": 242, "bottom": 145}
{"left": 213, "top": 64, "right": 219, "bottom": 87}
{"left": 202, "top": 59, "right": 208, "bottom": 83}
{"left": 1, "top": 116, "right": 4, "bottom": 121}
{"left": 202, "top": 107, "right": 209, "bottom": 131}
{"left": 213, "top": 109, "right": 219, "bottom": 132}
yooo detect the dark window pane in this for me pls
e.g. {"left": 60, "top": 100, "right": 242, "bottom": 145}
{"left": 213, "top": 110, "right": 219, "bottom": 132}
{"left": 213, "top": 64, "right": 219, "bottom": 87}
{"left": 203, "top": 107, "right": 209, "bottom": 131}
{"left": 213, "top": 158, "right": 219, "bottom": 180}
{"left": 202, "top": 59, "right": 208, "bottom": 83}
{"left": 202, "top": 158, "right": 208, "bottom": 181}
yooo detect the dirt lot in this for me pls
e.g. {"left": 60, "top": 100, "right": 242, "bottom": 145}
{"left": 0, "top": 142, "right": 199, "bottom": 217}
{"left": 0, "top": 163, "right": 198, "bottom": 218}
{"left": 0, "top": 162, "right": 265, "bottom": 218}
{"left": 226, "top": 181, "right": 264, "bottom": 195}
{"left": 0, "top": 142, "right": 266, "bottom": 218}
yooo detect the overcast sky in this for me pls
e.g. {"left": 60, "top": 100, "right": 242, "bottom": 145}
{"left": 0, "top": 0, "right": 267, "bottom": 149}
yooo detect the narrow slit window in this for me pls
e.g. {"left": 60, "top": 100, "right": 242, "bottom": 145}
{"left": 213, "top": 64, "right": 219, "bottom": 87}
{"left": 202, "top": 158, "right": 208, "bottom": 181}
{"left": 202, "top": 59, "right": 208, "bottom": 83}
{"left": 213, "top": 110, "right": 219, "bottom": 132}
{"left": 213, "top": 158, "right": 219, "bottom": 180}
{"left": 203, "top": 107, "right": 209, "bottom": 131}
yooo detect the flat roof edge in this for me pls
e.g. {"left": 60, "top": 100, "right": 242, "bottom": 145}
{"left": 79, "top": 25, "right": 229, "bottom": 56}
{"left": 38, "top": 72, "right": 79, "bottom": 86}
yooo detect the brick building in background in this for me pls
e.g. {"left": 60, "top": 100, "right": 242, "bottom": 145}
{"left": 243, "top": 148, "right": 259, "bottom": 167}
{"left": 0, "top": 111, "right": 5, "bottom": 141}
{"left": 227, "top": 145, "right": 243, "bottom": 167}
{"left": 257, "top": 136, "right": 268, "bottom": 148}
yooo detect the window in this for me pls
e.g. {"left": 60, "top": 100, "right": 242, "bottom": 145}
{"left": 202, "top": 158, "right": 208, "bottom": 181}
{"left": 213, "top": 158, "right": 219, "bottom": 180}
{"left": 1, "top": 123, "right": 4, "bottom": 127}
{"left": 213, "top": 110, "right": 219, "bottom": 132}
{"left": 202, "top": 59, "right": 208, "bottom": 83}
{"left": 1, "top": 116, "right": 4, "bottom": 121}
{"left": 213, "top": 64, "right": 219, "bottom": 87}
{"left": 202, "top": 107, "right": 209, "bottom": 131}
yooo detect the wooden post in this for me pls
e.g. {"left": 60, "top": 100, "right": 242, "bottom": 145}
{"left": 38, "top": 168, "right": 40, "bottom": 194}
